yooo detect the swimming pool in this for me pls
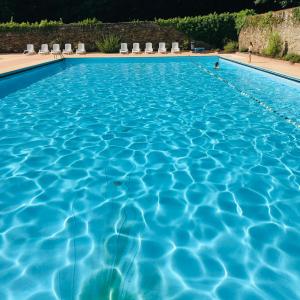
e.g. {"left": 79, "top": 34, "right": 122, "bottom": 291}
{"left": 0, "top": 57, "right": 299, "bottom": 300}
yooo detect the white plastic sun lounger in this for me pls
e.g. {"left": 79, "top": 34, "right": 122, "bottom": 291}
{"left": 76, "top": 43, "right": 86, "bottom": 54}
{"left": 51, "top": 44, "right": 62, "bottom": 55}
{"left": 63, "top": 43, "right": 73, "bottom": 55}
{"left": 132, "top": 43, "right": 141, "bottom": 54}
{"left": 171, "top": 42, "right": 180, "bottom": 53}
{"left": 38, "top": 44, "right": 50, "bottom": 54}
{"left": 23, "top": 44, "right": 36, "bottom": 55}
{"left": 145, "top": 42, "right": 154, "bottom": 54}
{"left": 120, "top": 43, "right": 129, "bottom": 54}
{"left": 158, "top": 42, "right": 167, "bottom": 54}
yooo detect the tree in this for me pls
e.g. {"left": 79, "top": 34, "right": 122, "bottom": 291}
{"left": 0, "top": 0, "right": 296, "bottom": 23}
{"left": 254, "top": 0, "right": 300, "bottom": 8}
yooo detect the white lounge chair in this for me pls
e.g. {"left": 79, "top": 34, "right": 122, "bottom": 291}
{"left": 63, "top": 43, "right": 73, "bottom": 55}
{"left": 24, "top": 44, "right": 36, "bottom": 55}
{"left": 171, "top": 42, "right": 180, "bottom": 53}
{"left": 132, "top": 43, "right": 141, "bottom": 54}
{"left": 158, "top": 42, "right": 167, "bottom": 54}
{"left": 145, "top": 43, "right": 154, "bottom": 54}
{"left": 120, "top": 43, "right": 128, "bottom": 54}
{"left": 76, "top": 43, "right": 86, "bottom": 54}
{"left": 38, "top": 44, "right": 50, "bottom": 54}
{"left": 51, "top": 44, "right": 61, "bottom": 55}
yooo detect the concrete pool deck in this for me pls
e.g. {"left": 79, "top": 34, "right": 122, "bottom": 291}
{"left": 0, "top": 52, "right": 299, "bottom": 79}
{"left": 220, "top": 53, "right": 300, "bottom": 80}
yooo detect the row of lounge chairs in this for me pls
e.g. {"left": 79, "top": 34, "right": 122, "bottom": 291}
{"left": 24, "top": 42, "right": 181, "bottom": 55}
{"left": 24, "top": 43, "right": 86, "bottom": 55}
{"left": 120, "top": 42, "right": 180, "bottom": 54}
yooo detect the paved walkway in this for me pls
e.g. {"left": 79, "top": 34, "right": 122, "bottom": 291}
{"left": 0, "top": 52, "right": 299, "bottom": 79}
{"left": 0, "top": 54, "right": 56, "bottom": 75}
{"left": 220, "top": 53, "right": 300, "bottom": 79}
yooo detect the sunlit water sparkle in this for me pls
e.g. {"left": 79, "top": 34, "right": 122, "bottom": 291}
{"left": 0, "top": 57, "right": 299, "bottom": 300}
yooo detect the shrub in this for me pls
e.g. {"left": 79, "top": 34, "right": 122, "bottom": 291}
{"left": 157, "top": 12, "right": 238, "bottom": 48}
{"left": 263, "top": 32, "right": 282, "bottom": 57}
{"left": 182, "top": 39, "right": 190, "bottom": 50}
{"left": 74, "top": 18, "right": 102, "bottom": 26}
{"left": 285, "top": 53, "right": 300, "bottom": 63}
{"left": 239, "top": 47, "right": 248, "bottom": 52}
{"left": 0, "top": 19, "right": 64, "bottom": 31}
{"left": 0, "top": 18, "right": 101, "bottom": 31}
{"left": 223, "top": 41, "right": 238, "bottom": 53}
{"left": 39, "top": 19, "right": 64, "bottom": 27}
{"left": 235, "top": 9, "right": 256, "bottom": 33}
{"left": 155, "top": 10, "right": 255, "bottom": 48}
{"left": 292, "top": 7, "right": 300, "bottom": 22}
{"left": 95, "top": 35, "right": 120, "bottom": 53}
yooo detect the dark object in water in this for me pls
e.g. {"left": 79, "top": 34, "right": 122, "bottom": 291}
{"left": 113, "top": 181, "right": 122, "bottom": 186}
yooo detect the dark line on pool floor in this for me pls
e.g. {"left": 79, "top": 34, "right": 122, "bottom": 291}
{"left": 190, "top": 60, "right": 300, "bottom": 130}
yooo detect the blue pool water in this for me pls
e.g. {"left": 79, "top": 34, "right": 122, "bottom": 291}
{"left": 0, "top": 57, "right": 300, "bottom": 300}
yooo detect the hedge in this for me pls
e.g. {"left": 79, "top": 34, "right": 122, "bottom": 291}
{"left": 0, "top": 18, "right": 102, "bottom": 31}
{"left": 155, "top": 9, "right": 255, "bottom": 48}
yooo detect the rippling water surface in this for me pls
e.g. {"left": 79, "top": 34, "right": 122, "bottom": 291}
{"left": 0, "top": 57, "right": 300, "bottom": 300}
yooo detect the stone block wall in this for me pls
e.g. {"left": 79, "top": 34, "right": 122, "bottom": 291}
{"left": 0, "top": 22, "right": 188, "bottom": 53}
{"left": 239, "top": 8, "right": 300, "bottom": 55}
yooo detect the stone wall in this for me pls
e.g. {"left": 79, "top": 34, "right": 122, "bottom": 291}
{"left": 0, "top": 22, "right": 188, "bottom": 53}
{"left": 239, "top": 8, "right": 300, "bottom": 55}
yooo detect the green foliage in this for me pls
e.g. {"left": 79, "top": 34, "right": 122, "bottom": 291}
{"left": 95, "top": 35, "right": 121, "bottom": 53}
{"left": 223, "top": 41, "right": 239, "bottom": 53}
{"left": 182, "top": 39, "right": 190, "bottom": 50}
{"left": 39, "top": 19, "right": 64, "bottom": 27}
{"left": 262, "top": 32, "right": 282, "bottom": 57}
{"left": 239, "top": 47, "right": 248, "bottom": 52}
{"left": 0, "top": 18, "right": 103, "bottom": 31}
{"left": 0, "top": 0, "right": 294, "bottom": 23}
{"left": 235, "top": 9, "right": 256, "bottom": 33}
{"left": 292, "top": 7, "right": 300, "bottom": 22}
{"left": 131, "top": 19, "right": 143, "bottom": 24}
{"left": 0, "top": 19, "right": 64, "bottom": 31}
{"left": 0, "top": 9, "right": 257, "bottom": 48}
{"left": 156, "top": 10, "right": 255, "bottom": 48}
{"left": 244, "top": 11, "right": 286, "bottom": 29}
{"left": 284, "top": 53, "right": 300, "bottom": 63}
{"left": 74, "top": 18, "right": 102, "bottom": 25}
{"left": 254, "top": 0, "right": 298, "bottom": 8}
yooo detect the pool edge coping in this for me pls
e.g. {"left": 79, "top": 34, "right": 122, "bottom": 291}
{"left": 219, "top": 56, "right": 300, "bottom": 83}
{"left": 0, "top": 58, "right": 65, "bottom": 78}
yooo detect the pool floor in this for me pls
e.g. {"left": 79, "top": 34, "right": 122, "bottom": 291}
{"left": 0, "top": 57, "right": 300, "bottom": 300}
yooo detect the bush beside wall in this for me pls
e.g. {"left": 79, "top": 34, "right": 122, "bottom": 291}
{"left": 285, "top": 53, "right": 300, "bottom": 63}
{"left": 155, "top": 9, "right": 255, "bottom": 48}
{"left": 262, "top": 32, "right": 282, "bottom": 57}
{"left": 95, "top": 35, "right": 120, "bottom": 53}
{"left": 223, "top": 41, "right": 239, "bottom": 53}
